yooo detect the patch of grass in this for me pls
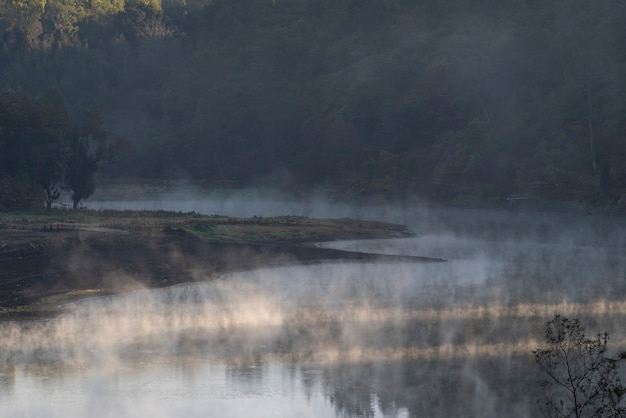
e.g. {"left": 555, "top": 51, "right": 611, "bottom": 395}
{"left": 1, "top": 209, "right": 412, "bottom": 244}
{"left": 182, "top": 221, "right": 303, "bottom": 243}
{"left": 182, "top": 222, "right": 231, "bottom": 242}
{"left": 38, "top": 289, "right": 111, "bottom": 306}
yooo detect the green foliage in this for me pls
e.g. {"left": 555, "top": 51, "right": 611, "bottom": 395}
{"left": 0, "top": 88, "right": 111, "bottom": 210}
{"left": 65, "top": 107, "right": 114, "bottom": 209}
{"left": 35, "top": 87, "right": 72, "bottom": 206}
{"left": 0, "top": 87, "right": 69, "bottom": 208}
{"left": 64, "top": 135, "right": 97, "bottom": 209}
{"left": 2, "top": 0, "right": 626, "bottom": 207}
{"left": 0, "top": 174, "right": 42, "bottom": 211}
{"left": 534, "top": 314, "right": 626, "bottom": 418}
{"left": 89, "top": 0, "right": 125, "bottom": 17}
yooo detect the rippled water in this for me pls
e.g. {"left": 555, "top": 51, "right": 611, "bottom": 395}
{"left": 1, "top": 203, "right": 625, "bottom": 417}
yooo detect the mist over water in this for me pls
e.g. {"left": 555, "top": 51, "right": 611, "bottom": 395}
{"left": 4, "top": 195, "right": 626, "bottom": 417}
{"left": 73, "top": 185, "right": 416, "bottom": 220}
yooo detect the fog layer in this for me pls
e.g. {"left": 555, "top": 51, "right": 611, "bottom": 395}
{"left": 1, "top": 203, "right": 625, "bottom": 417}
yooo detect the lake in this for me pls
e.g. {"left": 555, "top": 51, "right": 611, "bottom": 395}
{"left": 2, "top": 197, "right": 625, "bottom": 417}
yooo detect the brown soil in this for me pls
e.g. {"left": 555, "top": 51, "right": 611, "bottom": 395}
{"left": 0, "top": 213, "right": 444, "bottom": 320}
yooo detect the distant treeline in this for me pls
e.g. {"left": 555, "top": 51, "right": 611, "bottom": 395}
{"left": 1, "top": 0, "right": 625, "bottom": 209}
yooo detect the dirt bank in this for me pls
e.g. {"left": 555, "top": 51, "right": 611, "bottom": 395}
{"left": 0, "top": 211, "right": 444, "bottom": 319}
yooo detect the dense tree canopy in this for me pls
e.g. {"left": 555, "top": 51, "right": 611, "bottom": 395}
{"left": 1, "top": 0, "right": 625, "bottom": 208}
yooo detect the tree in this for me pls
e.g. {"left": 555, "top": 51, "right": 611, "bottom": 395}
{"left": 0, "top": 88, "right": 114, "bottom": 211}
{"left": 64, "top": 107, "right": 111, "bottom": 210}
{"left": 534, "top": 314, "right": 626, "bottom": 418}
{"left": 35, "top": 87, "right": 72, "bottom": 209}
{"left": 0, "top": 88, "right": 68, "bottom": 209}
{"left": 1, "top": 0, "right": 45, "bottom": 49}
{"left": 64, "top": 136, "right": 96, "bottom": 210}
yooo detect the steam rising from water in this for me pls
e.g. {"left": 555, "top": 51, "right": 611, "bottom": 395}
{"left": 2, "top": 201, "right": 625, "bottom": 417}
{"left": 2, "top": 260, "right": 624, "bottom": 367}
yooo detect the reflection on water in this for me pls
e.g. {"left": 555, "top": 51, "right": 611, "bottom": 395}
{"left": 1, "top": 360, "right": 348, "bottom": 418}
{"left": 1, "top": 208, "right": 625, "bottom": 417}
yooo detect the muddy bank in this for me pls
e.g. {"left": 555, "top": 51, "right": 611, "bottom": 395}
{"left": 0, "top": 212, "right": 444, "bottom": 319}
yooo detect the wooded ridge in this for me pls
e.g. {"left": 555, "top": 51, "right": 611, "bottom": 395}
{"left": 1, "top": 0, "right": 625, "bottom": 210}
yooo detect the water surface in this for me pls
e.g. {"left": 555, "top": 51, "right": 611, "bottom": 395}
{"left": 2, "top": 203, "right": 624, "bottom": 417}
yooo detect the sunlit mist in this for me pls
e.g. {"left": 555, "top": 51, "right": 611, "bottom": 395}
{"left": 1, "top": 204, "right": 625, "bottom": 418}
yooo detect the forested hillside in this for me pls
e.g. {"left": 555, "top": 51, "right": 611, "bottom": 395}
{"left": 1, "top": 0, "right": 625, "bottom": 208}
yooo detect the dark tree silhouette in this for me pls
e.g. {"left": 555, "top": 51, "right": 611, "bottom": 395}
{"left": 0, "top": 88, "right": 69, "bottom": 210}
{"left": 534, "top": 314, "right": 626, "bottom": 418}
{"left": 65, "top": 108, "right": 111, "bottom": 210}
{"left": 0, "top": 89, "right": 114, "bottom": 211}
{"left": 64, "top": 135, "right": 97, "bottom": 210}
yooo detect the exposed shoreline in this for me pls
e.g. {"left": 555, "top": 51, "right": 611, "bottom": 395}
{"left": 0, "top": 211, "right": 444, "bottom": 320}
